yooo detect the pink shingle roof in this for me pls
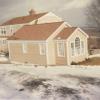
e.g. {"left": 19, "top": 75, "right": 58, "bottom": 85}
{"left": 55, "top": 27, "right": 77, "bottom": 39}
{"left": 1, "top": 12, "right": 47, "bottom": 26}
{"left": 8, "top": 22, "right": 64, "bottom": 40}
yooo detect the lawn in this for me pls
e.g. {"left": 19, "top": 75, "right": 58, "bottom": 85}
{"left": 78, "top": 57, "right": 100, "bottom": 65}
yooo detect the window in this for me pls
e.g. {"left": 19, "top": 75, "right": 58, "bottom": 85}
{"left": 75, "top": 37, "right": 80, "bottom": 55}
{"left": 22, "top": 43, "right": 27, "bottom": 53}
{"left": 57, "top": 42, "right": 65, "bottom": 57}
{"left": 2, "top": 40, "right": 7, "bottom": 44}
{"left": 81, "top": 41, "right": 84, "bottom": 53}
{"left": 39, "top": 43, "right": 46, "bottom": 55}
{"left": 11, "top": 28, "right": 13, "bottom": 33}
{"left": 1, "top": 28, "right": 6, "bottom": 35}
{"left": 10, "top": 26, "right": 15, "bottom": 33}
{"left": 71, "top": 43, "right": 74, "bottom": 56}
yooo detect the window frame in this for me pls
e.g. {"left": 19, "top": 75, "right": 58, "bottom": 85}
{"left": 39, "top": 43, "right": 46, "bottom": 56}
{"left": 57, "top": 41, "right": 65, "bottom": 57}
{"left": 75, "top": 37, "right": 80, "bottom": 55}
{"left": 2, "top": 40, "right": 7, "bottom": 44}
{"left": 1, "top": 28, "right": 6, "bottom": 35}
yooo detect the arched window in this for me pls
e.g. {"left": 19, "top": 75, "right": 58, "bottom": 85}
{"left": 75, "top": 37, "right": 80, "bottom": 55}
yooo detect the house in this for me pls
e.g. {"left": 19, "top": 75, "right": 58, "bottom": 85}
{"left": 0, "top": 10, "right": 66, "bottom": 53}
{"left": 8, "top": 22, "right": 88, "bottom": 65}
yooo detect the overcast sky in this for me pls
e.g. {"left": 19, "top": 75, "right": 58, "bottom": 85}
{"left": 0, "top": 0, "right": 92, "bottom": 27}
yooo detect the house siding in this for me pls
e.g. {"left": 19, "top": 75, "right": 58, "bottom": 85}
{"left": 8, "top": 42, "right": 47, "bottom": 65}
{"left": 38, "top": 12, "right": 62, "bottom": 24}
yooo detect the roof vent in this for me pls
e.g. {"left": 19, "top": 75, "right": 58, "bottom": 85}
{"left": 29, "top": 9, "right": 36, "bottom": 16}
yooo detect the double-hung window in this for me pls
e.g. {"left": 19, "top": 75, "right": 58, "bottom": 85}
{"left": 57, "top": 41, "right": 65, "bottom": 57}
{"left": 1, "top": 28, "right": 6, "bottom": 35}
{"left": 39, "top": 43, "right": 46, "bottom": 55}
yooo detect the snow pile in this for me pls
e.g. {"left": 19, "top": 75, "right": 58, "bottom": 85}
{"left": 0, "top": 69, "right": 100, "bottom": 100}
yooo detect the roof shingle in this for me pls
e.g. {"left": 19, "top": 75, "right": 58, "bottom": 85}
{"left": 55, "top": 27, "right": 77, "bottom": 40}
{"left": 1, "top": 12, "right": 47, "bottom": 26}
{"left": 8, "top": 22, "right": 64, "bottom": 40}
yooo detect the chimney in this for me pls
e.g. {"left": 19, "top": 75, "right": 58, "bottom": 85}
{"left": 29, "top": 9, "right": 36, "bottom": 15}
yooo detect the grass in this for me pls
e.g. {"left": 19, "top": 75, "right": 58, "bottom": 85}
{"left": 78, "top": 57, "right": 100, "bottom": 65}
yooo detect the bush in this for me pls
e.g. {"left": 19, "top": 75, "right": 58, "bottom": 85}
{"left": 71, "top": 62, "right": 78, "bottom": 65}
{"left": 5, "top": 52, "right": 9, "bottom": 57}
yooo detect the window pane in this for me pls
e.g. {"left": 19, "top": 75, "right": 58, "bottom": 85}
{"left": 75, "top": 37, "right": 80, "bottom": 55}
{"left": 71, "top": 43, "right": 74, "bottom": 56}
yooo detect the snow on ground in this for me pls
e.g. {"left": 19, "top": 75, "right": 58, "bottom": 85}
{"left": 0, "top": 64, "right": 100, "bottom": 100}
{"left": 89, "top": 54, "right": 100, "bottom": 58}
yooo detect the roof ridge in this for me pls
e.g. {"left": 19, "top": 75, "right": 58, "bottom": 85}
{"left": 24, "top": 21, "right": 64, "bottom": 26}
{"left": 1, "top": 12, "right": 48, "bottom": 26}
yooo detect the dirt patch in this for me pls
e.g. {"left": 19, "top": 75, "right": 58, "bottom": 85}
{"left": 22, "top": 79, "right": 51, "bottom": 91}
{"left": 55, "top": 87, "right": 78, "bottom": 96}
{"left": 78, "top": 57, "right": 100, "bottom": 65}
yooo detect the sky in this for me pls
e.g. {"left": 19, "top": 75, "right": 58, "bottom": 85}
{"left": 0, "top": 0, "right": 92, "bottom": 27}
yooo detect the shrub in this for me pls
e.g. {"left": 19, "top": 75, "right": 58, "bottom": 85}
{"left": 71, "top": 62, "right": 78, "bottom": 65}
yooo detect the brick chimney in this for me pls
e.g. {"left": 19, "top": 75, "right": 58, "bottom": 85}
{"left": 29, "top": 9, "right": 36, "bottom": 15}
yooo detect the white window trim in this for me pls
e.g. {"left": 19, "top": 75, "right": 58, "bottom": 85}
{"left": 57, "top": 41, "right": 65, "bottom": 57}
{"left": 22, "top": 42, "right": 27, "bottom": 54}
{"left": 39, "top": 43, "right": 46, "bottom": 55}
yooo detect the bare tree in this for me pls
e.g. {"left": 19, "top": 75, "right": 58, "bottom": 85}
{"left": 87, "top": 0, "right": 100, "bottom": 29}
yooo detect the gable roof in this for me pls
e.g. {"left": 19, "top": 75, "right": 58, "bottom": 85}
{"left": 1, "top": 12, "right": 47, "bottom": 26}
{"left": 55, "top": 27, "right": 77, "bottom": 40}
{"left": 8, "top": 22, "right": 64, "bottom": 41}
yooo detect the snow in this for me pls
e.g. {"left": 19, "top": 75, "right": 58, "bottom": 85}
{"left": 89, "top": 54, "right": 100, "bottom": 58}
{"left": 0, "top": 64, "right": 100, "bottom": 100}
{"left": 0, "top": 55, "right": 8, "bottom": 62}
{"left": 1, "top": 64, "right": 100, "bottom": 78}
